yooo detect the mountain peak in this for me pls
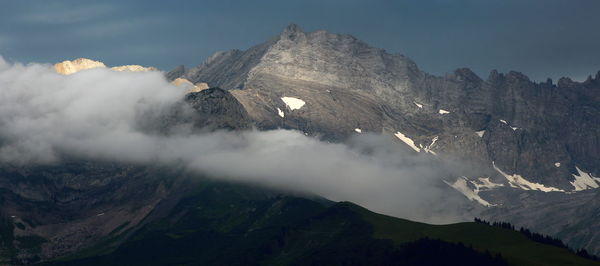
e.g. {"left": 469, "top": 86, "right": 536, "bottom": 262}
{"left": 280, "top": 23, "right": 305, "bottom": 40}
{"left": 452, "top": 68, "right": 482, "bottom": 83}
{"left": 282, "top": 23, "right": 303, "bottom": 34}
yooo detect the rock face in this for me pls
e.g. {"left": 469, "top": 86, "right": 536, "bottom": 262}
{"left": 173, "top": 87, "right": 253, "bottom": 132}
{"left": 0, "top": 161, "right": 186, "bottom": 263}
{"left": 183, "top": 39, "right": 277, "bottom": 89}
{"left": 168, "top": 24, "right": 600, "bottom": 252}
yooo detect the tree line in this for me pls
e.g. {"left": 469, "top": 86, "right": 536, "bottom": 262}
{"left": 474, "top": 218, "right": 599, "bottom": 261}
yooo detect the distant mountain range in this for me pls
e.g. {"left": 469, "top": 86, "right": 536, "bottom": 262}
{"left": 1, "top": 24, "right": 599, "bottom": 265}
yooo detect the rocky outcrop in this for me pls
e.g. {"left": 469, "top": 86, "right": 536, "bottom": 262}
{"left": 181, "top": 87, "right": 252, "bottom": 131}
{"left": 144, "top": 87, "right": 252, "bottom": 135}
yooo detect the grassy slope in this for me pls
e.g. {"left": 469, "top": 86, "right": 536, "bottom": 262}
{"left": 347, "top": 203, "right": 599, "bottom": 266}
{"left": 44, "top": 182, "right": 599, "bottom": 266}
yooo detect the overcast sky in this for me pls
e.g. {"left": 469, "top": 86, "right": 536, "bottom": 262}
{"left": 1, "top": 0, "right": 599, "bottom": 81}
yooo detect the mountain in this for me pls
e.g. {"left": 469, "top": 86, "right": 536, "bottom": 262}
{"left": 1, "top": 24, "right": 599, "bottom": 265}
{"left": 172, "top": 24, "right": 600, "bottom": 191}
{"left": 166, "top": 24, "right": 600, "bottom": 253}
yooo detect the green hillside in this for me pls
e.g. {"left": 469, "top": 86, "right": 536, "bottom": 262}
{"left": 43, "top": 181, "right": 597, "bottom": 266}
{"left": 351, "top": 203, "right": 598, "bottom": 266}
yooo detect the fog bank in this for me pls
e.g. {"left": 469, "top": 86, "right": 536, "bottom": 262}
{"left": 0, "top": 57, "right": 473, "bottom": 224}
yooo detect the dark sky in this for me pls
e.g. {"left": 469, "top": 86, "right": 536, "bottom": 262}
{"left": 1, "top": 0, "right": 599, "bottom": 81}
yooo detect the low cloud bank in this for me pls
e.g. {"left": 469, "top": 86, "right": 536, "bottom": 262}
{"left": 0, "top": 57, "right": 472, "bottom": 224}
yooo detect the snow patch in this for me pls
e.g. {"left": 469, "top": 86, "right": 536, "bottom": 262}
{"left": 554, "top": 162, "right": 561, "bottom": 168}
{"left": 570, "top": 166, "right": 600, "bottom": 191}
{"left": 414, "top": 102, "right": 423, "bottom": 108}
{"left": 394, "top": 131, "right": 420, "bottom": 152}
{"left": 277, "top": 108, "right": 284, "bottom": 118}
{"left": 281, "top": 97, "right": 305, "bottom": 110}
{"left": 499, "top": 120, "right": 519, "bottom": 131}
{"left": 493, "top": 162, "right": 564, "bottom": 192}
{"left": 354, "top": 128, "right": 362, "bottom": 133}
{"left": 438, "top": 109, "right": 450, "bottom": 114}
{"left": 430, "top": 136, "right": 438, "bottom": 146}
{"left": 444, "top": 177, "right": 493, "bottom": 207}
{"left": 423, "top": 136, "right": 438, "bottom": 155}
{"left": 473, "top": 177, "right": 505, "bottom": 190}
{"left": 476, "top": 130, "right": 485, "bottom": 137}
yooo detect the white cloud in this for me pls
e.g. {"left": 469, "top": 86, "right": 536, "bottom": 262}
{"left": 0, "top": 57, "right": 472, "bottom": 224}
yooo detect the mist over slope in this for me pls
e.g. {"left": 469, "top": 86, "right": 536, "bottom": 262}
{"left": 0, "top": 56, "right": 471, "bottom": 224}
